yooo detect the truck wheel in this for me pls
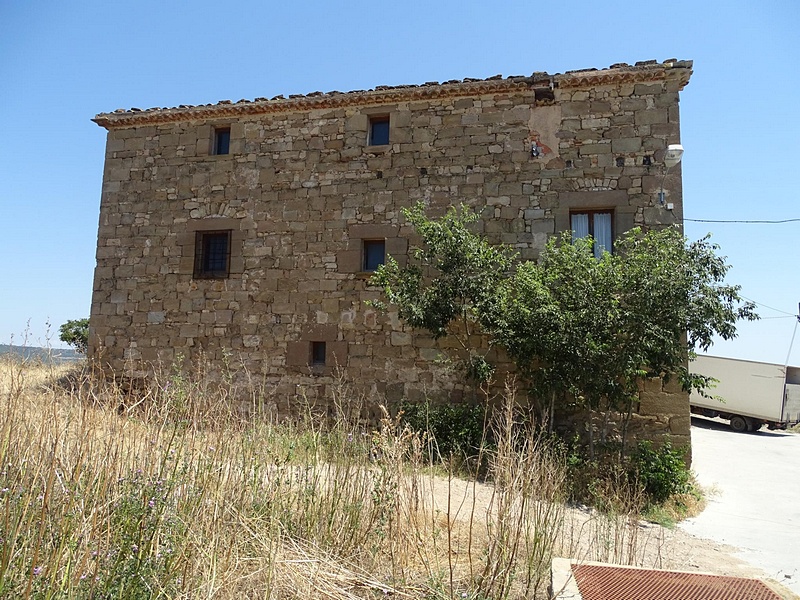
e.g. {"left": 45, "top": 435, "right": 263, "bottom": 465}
{"left": 730, "top": 415, "right": 748, "bottom": 433}
{"left": 750, "top": 420, "right": 763, "bottom": 431}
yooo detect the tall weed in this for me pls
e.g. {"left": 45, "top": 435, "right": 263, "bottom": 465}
{"left": 0, "top": 355, "right": 667, "bottom": 599}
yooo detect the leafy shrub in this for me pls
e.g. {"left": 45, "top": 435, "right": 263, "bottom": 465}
{"left": 630, "top": 440, "right": 690, "bottom": 504}
{"left": 59, "top": 318, "right": 89, "bottom": 354}
{"left": 554, "top": 436, "right": 694, "bottom": 515}
{"left": 399, "top": 401, "right": 489, "bottom": 460}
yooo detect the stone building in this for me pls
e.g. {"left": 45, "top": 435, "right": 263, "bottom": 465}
{"left": 90, "top": 59, "right": 693, "bottom": 443}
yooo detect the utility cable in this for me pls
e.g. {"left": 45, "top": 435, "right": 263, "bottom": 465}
{"left": 739, "top": 295, "right": 797, "bottom": 317}
{"left": 685, "top": 218, "right": 800, "bottom": 224}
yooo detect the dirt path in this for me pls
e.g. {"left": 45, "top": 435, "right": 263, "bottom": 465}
{"left": 420, "top": 472, "right": 798, "bottom": 598}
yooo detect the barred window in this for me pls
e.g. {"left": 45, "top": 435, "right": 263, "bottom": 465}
{"left": 194, "top": 230, "right": 231, "bottom": 278}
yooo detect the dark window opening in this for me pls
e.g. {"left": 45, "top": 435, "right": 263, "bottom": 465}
{"left": 194, "top": 230, "right": 231, "bottom": 278}
{"left": 363, "top": 239, "right": 386, "bottom": 272}
{"left": 570, "top": 211, "right": 613, "bottom": 259}
{"left": 311, "top": 341, "right": 326, "bottom": 366}
{"left": 368, "top": 116, "right": 390, "bottom": 146}
{"left": 214, "top": 127, "right": 231, "bottom": 155}
{"left": 534, "top": 87, "right": 556, "bottom": 102}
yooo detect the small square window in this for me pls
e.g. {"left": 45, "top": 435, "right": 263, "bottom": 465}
{"left": 311, "top": 341, "right": 326, "bottom": 366}
{"left": 368, "top": 116, "right": 389, "bottom": 146}
{"left": 194, "top": 230, "right": 231, "bottom": 278}
{"left": 570, "top": 211, "right": 613, "bottom": 259}
{"left": 363, "top": 239, "right": 386, "bottom": 272}
{"left": 213, "top": 127, "right": 231, "bottom": 155}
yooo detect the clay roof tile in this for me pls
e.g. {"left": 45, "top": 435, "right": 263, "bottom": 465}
{"left": 92, "top": 59, "right": 692, "bottom": 129}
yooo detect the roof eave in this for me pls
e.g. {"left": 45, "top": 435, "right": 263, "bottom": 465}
{"left": 93, "top": 59, "right": 693, "bottom": 130}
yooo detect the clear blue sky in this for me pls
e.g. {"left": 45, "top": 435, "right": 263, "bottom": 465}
{"left": 1, "top": 0, "right": 798, "bottom": 365}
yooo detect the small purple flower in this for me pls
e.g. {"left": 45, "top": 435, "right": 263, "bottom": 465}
{"left": 33, "top": 566, "right": 42, "bottom": 576}
{"left": 148, "top": 498, "right": 156, "bottom": 508}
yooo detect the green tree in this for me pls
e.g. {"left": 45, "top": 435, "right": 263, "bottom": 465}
{"left": 370, "top": 203, "right": 514, "bottom": 384}
{"left": 371, "top": 205, "right": 757, "bottom": 455}
{"left": 496, "top": 229, "right": 758, "bottom": 453}
{"left": 59, "top": 318, "right": 89, "bottom": 354}
{"left": 493, "top": 235, "right": 619, "bottom": 437}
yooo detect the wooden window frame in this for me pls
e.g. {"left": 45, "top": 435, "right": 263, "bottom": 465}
{"left": 570, "top": 209, "right": 614, "bottom": 257}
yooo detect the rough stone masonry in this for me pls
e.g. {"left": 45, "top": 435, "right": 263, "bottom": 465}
{"left": 89, "top": 59, "right": 693, "bottom": 448}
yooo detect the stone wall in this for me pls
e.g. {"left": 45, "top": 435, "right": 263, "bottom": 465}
{"left": 553, "top": 374, "right": 692, "bottom": 459}
{"left": 90, "top": 59, "right": 692, "bottom": 438}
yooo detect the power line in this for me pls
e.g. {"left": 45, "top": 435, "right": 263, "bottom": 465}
{"left": 685, "top": 218, "right": 800, "bottom": 224}
{"left": 740, "top": 295, "right": 797, "bottom": 317}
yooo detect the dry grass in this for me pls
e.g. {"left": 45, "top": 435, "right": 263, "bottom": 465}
{"left": 0, "top": 355, "right": 669, "bottom": 599}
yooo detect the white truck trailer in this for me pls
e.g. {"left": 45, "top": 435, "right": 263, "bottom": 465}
{"left": 689, "top": 355, "right": 800, "bottom": 432}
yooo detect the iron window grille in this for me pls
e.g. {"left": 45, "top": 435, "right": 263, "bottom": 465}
{"left": 194, "top": 230, "right": 231, "bottom": 278}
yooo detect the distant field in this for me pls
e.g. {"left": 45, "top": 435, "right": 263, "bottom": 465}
{"left": 0, "top": 343, "right": 82, "bottom": 362}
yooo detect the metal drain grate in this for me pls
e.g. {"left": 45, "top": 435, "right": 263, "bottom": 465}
{"left": 571, "top": 563, "right": 783, "bottom": 600}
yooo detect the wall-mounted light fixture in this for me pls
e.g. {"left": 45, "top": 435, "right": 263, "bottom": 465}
{"left": 659, "top": 144, "right": 684, "bottom": 205}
